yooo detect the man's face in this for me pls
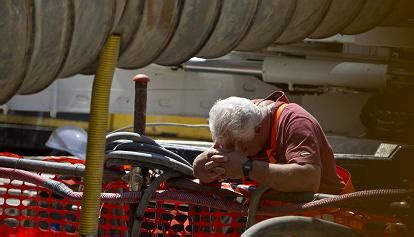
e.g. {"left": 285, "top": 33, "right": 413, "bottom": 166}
{"left": 212, "top": 139, "right": 234, "bottom": 153}
{"left": 213, "top": 136, "right": 262, "bottom": 157}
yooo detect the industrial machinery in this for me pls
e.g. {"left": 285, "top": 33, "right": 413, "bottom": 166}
{"left": 0, "top": 0, "right": 413, "bottom": 236}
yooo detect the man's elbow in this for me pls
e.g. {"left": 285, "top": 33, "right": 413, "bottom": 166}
{"left": 297, "top": 164, "right": 320, "bottom": 193}
{"left": 308, "top": 179, "right": 320, "bottom": 193}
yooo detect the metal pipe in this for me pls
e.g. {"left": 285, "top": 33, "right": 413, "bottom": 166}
{"left": 130, "top": 74, "right": 150, "bottom": 235}
{"left": 133, "top": 74, "right": 149, "bottom": 134}
{"left": 263, "top": 56, "right": 389, "bottom": 89}
{"left": 183, "top": 59, "right": 262, "bottom": 76}
{"left": 183, "top": 57, "right": 389, "bottom": 90}
{"left": 0, "top": 156, "right": 124, "bottom": 180}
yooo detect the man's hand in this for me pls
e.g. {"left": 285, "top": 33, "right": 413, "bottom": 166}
{"left": 192, "top": 149, "right": 225, "bottom": 183}
{"left": 205, "top": 151, "right": 248, "bottom": 179}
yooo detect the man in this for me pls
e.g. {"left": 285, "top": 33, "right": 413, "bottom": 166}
{"left": 193, "top": 91, "right": 352, "bottom": 194}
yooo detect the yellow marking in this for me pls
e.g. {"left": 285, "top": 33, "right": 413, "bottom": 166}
{"left": 0, "top": 113, "right": 212, "bottom": 141}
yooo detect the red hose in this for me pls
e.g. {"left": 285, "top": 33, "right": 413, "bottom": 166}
{"left": 257, "top": 189, "right": 412, "bottom": 216}
{"left": 0, "top": 167, "right": 243, "bottom": 210}
{"left": 0, "top": 167, "right": 410, "bottom": 215}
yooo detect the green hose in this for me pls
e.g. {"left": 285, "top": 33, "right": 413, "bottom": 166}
{"left": 79, "top": 34, "right": 120, "bottom": 236}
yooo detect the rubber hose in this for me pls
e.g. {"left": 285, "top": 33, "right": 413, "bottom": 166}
{"left": 0, "top": 167, "right": 243, "bottom": 209}
{"left": 80, "top": 34, "right": 120, "bottom": 236}
{"left": 110, "top": 141, "right": 192, "bottom": 167}
{"left": 257, "top": 189, "right": 413, "bottom": 216}
{"left": 156, "top": 142, "right": 207, "bottom": 153}
{"left": 2, "top": 168, "right": 410, "bottom": 221}
{"left": 132, "top": 171, "right": 182, "bottom": 237}
{"left": 0, "top": 156, "right": 124, "bottom": 180}
{"left": 106, "top": 132, "right": 159, "bottom": 146}
{"left": 0, "top": 167, "right": 140, "bottom": 202}
{"left": 105, "top": 150, "right": 194, "bottom": 177}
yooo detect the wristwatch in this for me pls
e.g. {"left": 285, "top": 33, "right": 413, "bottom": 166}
{"left": 242, "top": 160, "right": 253, "bottom": 177}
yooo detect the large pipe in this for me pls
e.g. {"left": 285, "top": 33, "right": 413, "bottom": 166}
{"left": 0, "top": 0, "right": 409, "bottom": 104}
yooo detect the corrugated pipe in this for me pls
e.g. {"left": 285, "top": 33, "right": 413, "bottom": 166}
{"left": 0, "top": 156, "right": 124, "bottom": 180}
{"left": 80, "top": 34, "right": 120, "bottom": 236}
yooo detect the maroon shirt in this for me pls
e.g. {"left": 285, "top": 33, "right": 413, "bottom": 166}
{"left": 254, "top": 92, "right": 345, "bottom": 194}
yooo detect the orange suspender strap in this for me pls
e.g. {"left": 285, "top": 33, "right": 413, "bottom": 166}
{"left": 337, "top": 165, "right": 355, "bottom": 194}
{"left": 266, "top": 103, "right": 289, "bottom": 164}
{"left": 265, "top": 104, "right": 355, "bottom": 194}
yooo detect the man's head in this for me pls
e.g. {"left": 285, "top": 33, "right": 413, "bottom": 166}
{"left": 209, "top": 97, "right": 268, "bottom": 156}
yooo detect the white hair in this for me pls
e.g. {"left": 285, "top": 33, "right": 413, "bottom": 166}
{"left": 209, "top": 97, "right": 264, "bottom": 143}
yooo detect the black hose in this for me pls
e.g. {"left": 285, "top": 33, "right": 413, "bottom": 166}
{"left": 110, "top": 141, "right": 192, "bottom": 167}
{"left": 156, "top": 142, "right": 207, "bottom": 164}
{"left": 105, "top": 150, "right": 194, "bottom": 177}
{"left": 105, "top": 132, "right": 198, "bottom": 236}
{"left": 106, "top": 132, "right": 159, "bottom": 146}
{"left": 131, "top": 171, "right": 182, "bottom": 237}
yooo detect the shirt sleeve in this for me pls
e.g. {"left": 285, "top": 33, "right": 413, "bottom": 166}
{"left": 283, "top": 117, "right": 322, "bottom": 166}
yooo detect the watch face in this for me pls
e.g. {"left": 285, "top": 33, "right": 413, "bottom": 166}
{"left": 243, "top": 160, "right": 253, "bottom": 177}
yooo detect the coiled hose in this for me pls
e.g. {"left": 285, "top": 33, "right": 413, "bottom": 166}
{"left": 106, "top": 132, "right": 159, "bottom": 146}
{"left": 105, "top": 132, "right": 195, "bottom": 237}
{"left": 105, "top": 150, "right": 193, "bottom": 177}
{"left": 109, "top": 139, "right": 192, "bottom": 167}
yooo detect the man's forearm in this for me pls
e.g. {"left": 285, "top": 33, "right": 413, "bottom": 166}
{"left": 249, "top": 161, "right": 321, "bottom": 192}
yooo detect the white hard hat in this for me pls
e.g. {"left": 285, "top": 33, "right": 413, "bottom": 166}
{"left": 46, "top": 125, "right": 88, "bottom": 160}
